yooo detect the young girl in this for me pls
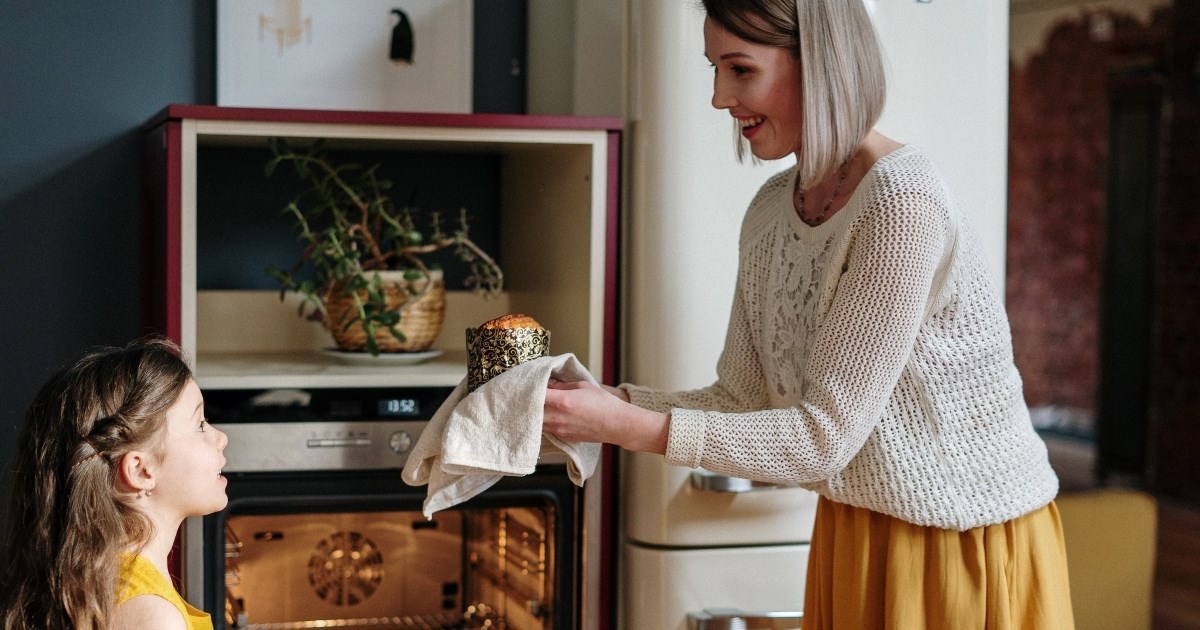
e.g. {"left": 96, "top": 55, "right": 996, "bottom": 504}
{"left": 543, "top": 0, "right": 1075, "bottom": 627}
{"left": 0, "top": 338, "right": 228, "bottom": 629}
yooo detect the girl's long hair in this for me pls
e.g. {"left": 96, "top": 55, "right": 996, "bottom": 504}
{"left": 0, "top": 337, "right": 192, "bottom": 630}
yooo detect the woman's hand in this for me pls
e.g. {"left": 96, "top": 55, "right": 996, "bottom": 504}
{"left": 543, "top": 379, "right": 670, "bottom": 455}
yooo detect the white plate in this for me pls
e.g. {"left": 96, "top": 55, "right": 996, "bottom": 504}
{"left": 320, "top": 348, "right": 444, "bottom": 366}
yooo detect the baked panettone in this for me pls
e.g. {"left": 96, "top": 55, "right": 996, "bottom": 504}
{"left": 466, "top": 313, "right": 551, "bottom": 391}
{"left": 478, "top": 313, "right": 543, "bottom": 331}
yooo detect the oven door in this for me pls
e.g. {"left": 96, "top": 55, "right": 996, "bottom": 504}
{"left": 202, "top": 467, "right": 579, "bottom": 630}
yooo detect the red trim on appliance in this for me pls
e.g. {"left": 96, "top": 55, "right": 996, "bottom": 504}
{"left": 143, "top": 104, "right": 623, "bottom": 133}
{"left": 598, "top": 444, "right": 620, "bottom": 629}
{"left": 596, "top": 129, "right": 622, "bottom": 630}
{"left": 603, "top": 131, "right": 621, "bottom": 387}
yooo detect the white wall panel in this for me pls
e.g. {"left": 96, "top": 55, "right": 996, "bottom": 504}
{"left": 870, "top": 0, "right": 1011, "bottom": 288}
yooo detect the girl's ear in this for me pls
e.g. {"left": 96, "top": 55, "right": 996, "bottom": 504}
{"left": 115, "top": 451, "right": 156, "bottom": 494}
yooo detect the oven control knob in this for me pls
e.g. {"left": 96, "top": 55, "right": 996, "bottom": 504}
{"left": 388, "top": 430, "right": 413, "bottom": 454}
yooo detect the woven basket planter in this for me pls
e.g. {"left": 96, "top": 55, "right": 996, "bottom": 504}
{"left": 323, "top": 270, "right": 446, "bottom": 353}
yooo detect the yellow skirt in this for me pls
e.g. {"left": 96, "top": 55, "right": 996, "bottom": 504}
{"left": 803, "top": 497, "right": 1075, "bottom": 630}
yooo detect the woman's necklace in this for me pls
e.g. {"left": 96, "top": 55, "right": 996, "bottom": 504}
{"left": 796, "top": 161, "right": 849, "bottom": 227}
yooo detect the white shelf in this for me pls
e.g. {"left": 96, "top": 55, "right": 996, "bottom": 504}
{"left": 196, "top": 350, "right": 467, "bottom": 390}
{"left": 144, "top": 107, "right": 620, "bottom": 391}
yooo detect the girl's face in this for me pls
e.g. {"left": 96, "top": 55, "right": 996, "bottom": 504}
{"left": 152, "top": 378, "right": 228, "bottom": 519}
{"left": 704, "top": 17, "right": 803, "bottom": 161}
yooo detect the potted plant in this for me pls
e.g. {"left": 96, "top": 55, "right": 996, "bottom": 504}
{"left": 266, "top": 138, "right": 504, "bottom": 355}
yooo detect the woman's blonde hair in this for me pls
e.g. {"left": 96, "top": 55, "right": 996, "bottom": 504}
{"left": 0, "top": 337, "right": 192, "bottom": 630}
{"left": 704, "top": 0, "right": 887, "bottom": 185}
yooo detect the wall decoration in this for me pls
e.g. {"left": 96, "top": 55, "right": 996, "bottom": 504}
{"left": 217, "top": 0, "right": 472, "bottom": 112}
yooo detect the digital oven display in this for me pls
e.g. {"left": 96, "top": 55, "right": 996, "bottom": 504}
{"left": 378, "top": 397, "right": 421, "bottom": 418}
{"left": 203, "top": 386, "right": 452, "bottom": 424}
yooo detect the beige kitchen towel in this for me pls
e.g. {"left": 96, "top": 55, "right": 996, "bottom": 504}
{"left": 401, "top": 353, "right": 602, "bottom": 518}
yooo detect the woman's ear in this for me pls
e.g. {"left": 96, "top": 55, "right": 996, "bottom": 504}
{"left": 115, "top": 451, "right": 156, "bottom": 495}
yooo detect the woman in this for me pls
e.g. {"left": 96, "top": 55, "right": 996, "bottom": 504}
{"left": 0, "top": 338, "right": 228, "bottom": 629}
{"left": 543, "top": 0, "right": 1074, "bottom": 627}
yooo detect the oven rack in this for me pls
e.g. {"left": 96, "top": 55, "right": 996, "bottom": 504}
{"left": 466, "top": 508, "right": 551, "bottom": 620}
{"left": 234, "top": 608, "right": 499, "bottom": 629}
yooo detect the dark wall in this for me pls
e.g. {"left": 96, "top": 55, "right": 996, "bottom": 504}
{"left": 0, "top": 2, "right": 527, "bottom": 511}
{"left": 0, "top": 2, "right": 215, "bottom": 505}
{"left": 1153, "top": 0, "right": 1200, "bottom": 502}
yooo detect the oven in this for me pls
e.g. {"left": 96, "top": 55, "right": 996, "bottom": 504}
{"left": 191, "top": 385, "right": 601, "bottom": 630}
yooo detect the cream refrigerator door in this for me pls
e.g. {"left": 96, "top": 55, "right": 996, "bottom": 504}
{"left": 622, "top": 543, "right": 808, "bottom": 630}
{"left": 623, "top": 451, "right": 819, "bottom": 547}
{"left": 617, "top": 0, "right": 812, "bottom": 553}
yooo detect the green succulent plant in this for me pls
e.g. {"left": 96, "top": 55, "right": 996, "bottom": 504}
{"left": 265, "top": 138, "right": 503, "bottom": 355}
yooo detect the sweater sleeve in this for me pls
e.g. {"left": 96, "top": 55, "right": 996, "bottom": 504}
{"left": 662, "top": 176, "right": 952, "bottom": 484}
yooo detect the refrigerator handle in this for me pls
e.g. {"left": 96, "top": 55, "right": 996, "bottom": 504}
{"left": 688, "top": 608, "right": 803, "bottom": 630}
{"left": 689, "top": 470, "right": 799, "bottom": 493}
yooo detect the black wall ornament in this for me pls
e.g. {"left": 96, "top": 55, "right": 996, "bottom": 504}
{"left": 390, "top": 8, "right": 414, "bottom": 65}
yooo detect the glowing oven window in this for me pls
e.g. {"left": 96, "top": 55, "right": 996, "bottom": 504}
{"left": 224, "top": 506, "right": 554, "bottom": 629}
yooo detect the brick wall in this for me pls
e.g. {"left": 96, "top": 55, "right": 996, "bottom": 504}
{"left": 1009, "top": 3, "right": 1199, "bottom": 499}
{"left": 1007, "top": 9, "right": 1170, "bottom": 419}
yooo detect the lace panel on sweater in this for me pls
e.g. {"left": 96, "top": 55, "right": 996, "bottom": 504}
{"left": 766, "top": 230, "right": 834, "bottom": 400}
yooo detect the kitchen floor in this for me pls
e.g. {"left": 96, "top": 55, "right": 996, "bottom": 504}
{"left": 1044, "top": 435, "right": 1200, "bottom": 630}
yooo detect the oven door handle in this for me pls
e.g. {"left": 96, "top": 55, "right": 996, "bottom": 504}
{"left": 688, "top": 608, "right": 803, "bottom": 630}
{"left": 689, "top": 470, "right": 799, "bottom": 493}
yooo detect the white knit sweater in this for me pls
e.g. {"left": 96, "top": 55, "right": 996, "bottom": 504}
{"left": 625, "top": 145, "right": 1058, "bottom": 531}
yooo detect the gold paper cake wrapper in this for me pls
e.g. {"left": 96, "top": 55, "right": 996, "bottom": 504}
{"left": 466, "top": 326, "right": 551, "bottom": 392}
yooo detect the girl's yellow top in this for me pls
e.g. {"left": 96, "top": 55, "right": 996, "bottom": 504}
{"left": 117, "top": 554, "right": 213, "bottom": 630}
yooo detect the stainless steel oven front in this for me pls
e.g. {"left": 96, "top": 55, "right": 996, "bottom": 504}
{"left": 190, "top": 385, "right": 601, "bottom": 630}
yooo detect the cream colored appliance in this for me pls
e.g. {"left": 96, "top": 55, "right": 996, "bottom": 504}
{"left": 204, "top": 386, "right": 578, "bottom": 630}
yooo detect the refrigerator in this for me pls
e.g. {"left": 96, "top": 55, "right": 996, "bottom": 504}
{"left": 621, "top": 1, "right": 1011, "bottom": 628}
